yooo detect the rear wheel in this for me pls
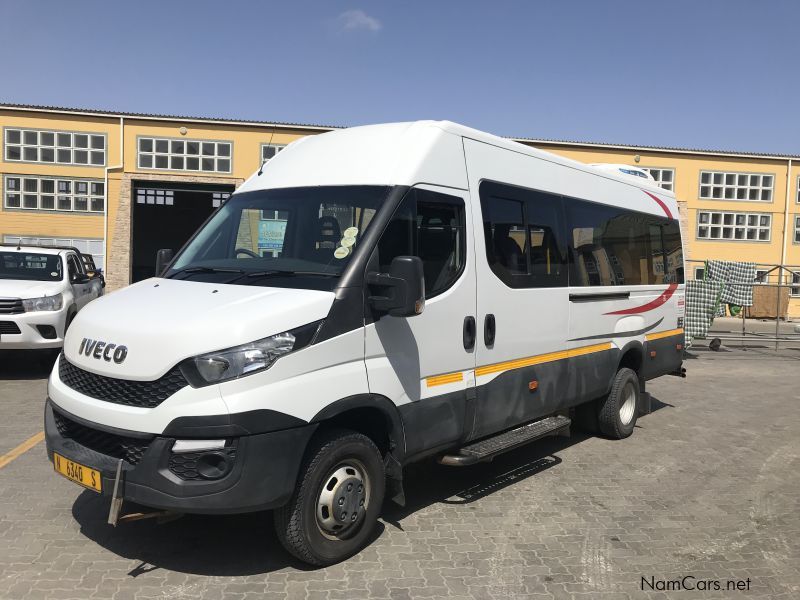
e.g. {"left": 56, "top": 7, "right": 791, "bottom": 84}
{"left": 598, "top": 368, "right": 639, "bottom": 439}
{"left": 274, "top": 429, "right": 385, "bottom": 566}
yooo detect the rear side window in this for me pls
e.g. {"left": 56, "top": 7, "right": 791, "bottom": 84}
{"left": 374, "top": 188, "right": 466, "bottom": 298}
{"left": 566, "top": 199, "right": 684, "bottom": 286}
{"left": 479, "top": 181, "right": 567, "bottom": 288}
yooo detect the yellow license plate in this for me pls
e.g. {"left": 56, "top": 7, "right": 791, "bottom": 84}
{"left": 53, "top": 452, "right": 102, "bottom": 493}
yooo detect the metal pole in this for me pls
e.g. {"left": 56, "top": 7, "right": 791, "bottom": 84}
{"left": 775, "top": 265, "right": 782, "bottom": 352}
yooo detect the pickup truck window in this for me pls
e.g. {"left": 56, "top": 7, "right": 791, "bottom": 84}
{"left": 0, "top": 251, "right": 63, "bottom": 282}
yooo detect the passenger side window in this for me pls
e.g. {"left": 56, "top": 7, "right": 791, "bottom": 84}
{"left": 67, "top": 255, "right": 81, "bottom": 281}
{"left": 374, "top": 188, "right": 466, "bottom": 299}
{"left": 566, "top": 199, "right": 684, "bottom": 286}
{"left": 479, "top": 181, "right": 567, "bottom": 288}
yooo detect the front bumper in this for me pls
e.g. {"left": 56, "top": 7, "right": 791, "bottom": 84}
{"left": 44, "top": 399, "right": 317, "bottom": 514}
{"left": 0, "top": 308, "right": 68, "bottom": 349}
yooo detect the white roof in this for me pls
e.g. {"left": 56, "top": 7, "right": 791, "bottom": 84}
{"left": 237, "top": 120, "right": 674, "bottom": 197}
{"left": 2, "top": 245, "right": 67, "bottom": 256}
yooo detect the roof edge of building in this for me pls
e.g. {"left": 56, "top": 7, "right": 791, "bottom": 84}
{"left": 2, "top": 102, "right": 799, "bottom": 161}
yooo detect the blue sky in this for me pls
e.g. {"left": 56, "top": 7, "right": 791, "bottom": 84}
{"left": 1, "top": 0, "right": 798, "bottom": 153}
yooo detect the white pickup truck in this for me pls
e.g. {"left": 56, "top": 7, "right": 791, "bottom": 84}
{"left": 0, "top": 244, "right": 104, "bottom": 350}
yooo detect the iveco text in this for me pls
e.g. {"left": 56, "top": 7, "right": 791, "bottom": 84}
{"left": 45, "top": 121, "right": 685, "bottom": 565}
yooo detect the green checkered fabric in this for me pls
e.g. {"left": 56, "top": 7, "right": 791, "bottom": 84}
{"left": 706, "top": 260, "right": 756, "bottom": 307}
{"left": 685, "top": 279, "right": 724, "bottom": 341}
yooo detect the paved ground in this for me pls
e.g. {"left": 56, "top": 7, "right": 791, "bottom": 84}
{"left": 0, "top": 346, "right": 798, "bottom": 599}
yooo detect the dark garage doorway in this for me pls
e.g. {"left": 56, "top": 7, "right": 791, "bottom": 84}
{"left": 131, "top": 181, "right": 234, "bottom": 283}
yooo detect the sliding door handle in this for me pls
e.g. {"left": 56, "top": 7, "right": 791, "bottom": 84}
{"left": 463, "top": 316, "right": 476, "bottom": 350}
{"left": 484, "top": 313, "right": 496, "bottom": 347}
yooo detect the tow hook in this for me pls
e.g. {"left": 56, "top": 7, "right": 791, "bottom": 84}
{"left": 107, "top": 458, "right": 183, "bottom": 526}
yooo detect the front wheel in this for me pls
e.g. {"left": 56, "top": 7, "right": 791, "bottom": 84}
{"left": 274, "top": 429, "right": 385, "bottom": 566}
{"left": 598, "top": 368, "right": 640, "bottom": 439}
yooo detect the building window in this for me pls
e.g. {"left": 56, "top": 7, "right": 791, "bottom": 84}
{"left": 694, "top": 266, "right": 705, "bottom": 280}
{"left": 137, "top": 137, "right": 232, "bottom": 173}
{"left": 797, "top": 176, "right": 800, "bottom": 203}
{"left": 699, "top": 171, "right": 773, "bottom": 201}
{"left": 643, "top": 168, "right": 674, "bottom": 191}
{"left": 792, "top": 273, "right": 800, "bottom": 297}
{"left": 795, "top": 216, "right": 800, "bottom": 244}
{"left": 755, "top": 269, "right": 769, "bottom": 284}
{"left": 696, "top": 210, "right": 771, "bottom": 241}
{"left": 212, "top": 192, "right": 230, "bottom": 208}
{"left": 4, "top": 175, "right": 104, "bottom": 213}
{"left": 2, "top": 235, "right": 105, "bottom": 270}
{"left": 4, "top": 128, "right": 106, "bottom": 166}
{"left": 136, "top": 188, "right": 174, "bottom": 205}
{"left": 261, "top": 144, "right": 286, "bottom": 162}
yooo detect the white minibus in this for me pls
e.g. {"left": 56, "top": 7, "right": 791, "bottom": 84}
{"left": 45, "top": 121, "right": 685, "bottom": 565}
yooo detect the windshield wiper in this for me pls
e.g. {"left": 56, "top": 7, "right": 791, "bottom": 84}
{"left": 224, "top": 270, "right": 340, "bottom": 284}
{"left": 167, "top": 266, "right": 245, "bottom": 279}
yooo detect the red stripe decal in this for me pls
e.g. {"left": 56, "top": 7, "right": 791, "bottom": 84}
{"left": 644, "top": 190, "right": 673, "bottom": 219}
{"left": 604, "top": 283, "right": 678, "bottom": 315}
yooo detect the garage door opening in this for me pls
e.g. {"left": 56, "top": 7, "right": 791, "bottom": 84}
{"left": 131, "top": 181, "right": 234, "bottom": 283}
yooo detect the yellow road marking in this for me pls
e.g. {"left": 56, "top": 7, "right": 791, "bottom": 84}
{"left": 646, "top": 328, "right": 684, "bottom": 342}
{"left": 0, "top": 431, "right": 45, "bottom": 470}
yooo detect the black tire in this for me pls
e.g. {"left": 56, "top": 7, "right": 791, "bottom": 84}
{"left": 274, "top": 428, "right": 385, "bottom": 566}
{"left": 597, "top": 368, "right": 639, "bottom": 439}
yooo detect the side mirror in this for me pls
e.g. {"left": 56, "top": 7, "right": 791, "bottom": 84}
{"left": 155, "top": 248, "right": 174, "bottom": 276}
{"left": 367, "top": 256, "right": 425, "bottom": 317}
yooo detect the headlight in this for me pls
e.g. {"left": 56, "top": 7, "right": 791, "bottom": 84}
{"left": 180, "top": 321, "right": 321, "bottom": 387}
{"left": 22, "top": 293, "right": 63, "bottom": 312}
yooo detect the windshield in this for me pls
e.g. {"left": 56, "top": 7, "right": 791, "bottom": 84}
{"left": 0, "top": 252, "right": 63, "bottom": 282}
{"left": 166, "top": 186, "right": 391, "bottom": 290}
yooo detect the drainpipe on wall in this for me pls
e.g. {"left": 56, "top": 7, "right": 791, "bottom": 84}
{"left": 780, "top": 158, "right": 793, "bottom": 270}
{"left": 103, "top": 117, "right": 124, "bottom": 273}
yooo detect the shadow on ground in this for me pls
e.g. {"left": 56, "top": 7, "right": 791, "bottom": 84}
{"left": 70, "top": 396, "right": 670, "bottom": 577}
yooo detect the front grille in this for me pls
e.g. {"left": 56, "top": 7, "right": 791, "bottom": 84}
{"left": 169, "top": 446, "right": 238, "bottom": 481}
{"left": 0, "top": 321, "right": 22, "bottom": 334}
{"left": 0, "top": 298, "right": 24, "bottom": 315}
{"left": 58, "top": 355, "right": 188, "bottom": 409}
{"left": 53, "top": 409, "right": 152, "bottom": 465}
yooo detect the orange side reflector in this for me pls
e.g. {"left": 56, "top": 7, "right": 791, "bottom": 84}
{"left": 649, "top": 351, "right": 657, "bottom": 358}
{"left": 528, "top": 380, "right": 538, "bottom": 391}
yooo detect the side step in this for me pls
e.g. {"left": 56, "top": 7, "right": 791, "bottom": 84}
{"left": 439, "top": 415, "right": 571, "bottom": 467}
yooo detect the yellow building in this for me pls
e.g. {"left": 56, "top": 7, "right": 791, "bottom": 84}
{"left": 2, "top": 103, "right": 799, "bottom": 315}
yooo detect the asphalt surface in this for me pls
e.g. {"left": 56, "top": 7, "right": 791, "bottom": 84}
{"left": 0, "top": 346, "right": 798, "bottom": 599}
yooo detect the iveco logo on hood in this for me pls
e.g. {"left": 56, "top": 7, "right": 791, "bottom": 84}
{"left": 79, "top": 338, "right": 128, "bottom": 364}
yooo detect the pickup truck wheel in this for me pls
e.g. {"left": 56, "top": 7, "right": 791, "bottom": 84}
{"left": 274, "top": 429, "right": 385, "bottom": 566}
{"left": 597, "top": 368, "right": 639, "bottom": 439}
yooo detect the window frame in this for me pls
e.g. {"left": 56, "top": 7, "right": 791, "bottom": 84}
{"left": 696, "top": 210, "right": 771, "bottom": 242}
{"left": 565, "top": 195, "right": 683, "bottom": 287}
{"left": 137, "top": 135, "right": 233, "bottom": 174}
{"left": 372, "top": 186, "right": 468, "bottom": 301}
{"left": 642, "top": 167, "right": 675, "bottom": 192}
{"left": 261, "top": 143, "right": 286, "bottom": 163}
{"left": 694, "top": 266, "right": 705, "bottom": 281}
{"left": 4, "top": 127, "right": 106, "bottom": 166}
{"left": 3, "top": 174, "right": 105, "bottom": 213}
{"left": 791, "top": 272, "right": 800, "bottom": 297}
{"left": 794, "top": 215, "right": 800, "bottom": 245}
{"left": 479, "top": 179, "right": 569, "bottom": 289}
{"left": 698, "top": 170, "right": 774, "bottom": 202}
